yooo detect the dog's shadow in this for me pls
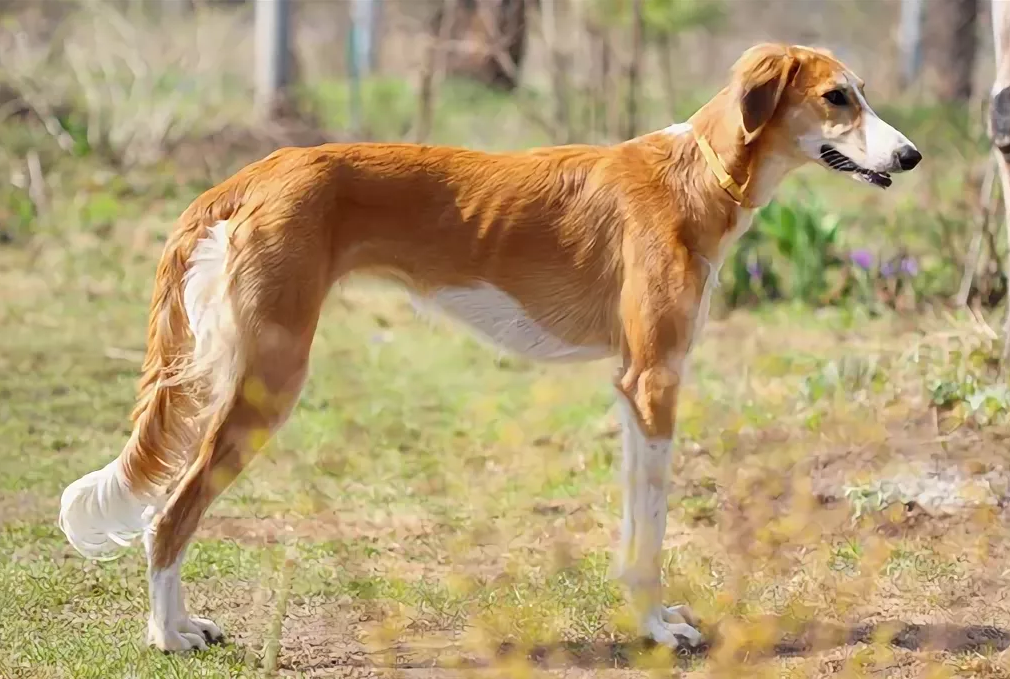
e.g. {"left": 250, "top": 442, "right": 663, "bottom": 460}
{"left": 494, "top": 619, "right": 1010, "bottom": 669}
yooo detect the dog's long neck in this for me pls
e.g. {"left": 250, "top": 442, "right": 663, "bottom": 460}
{"left": 686, "top": 87, "right": 801, "bottom": 211}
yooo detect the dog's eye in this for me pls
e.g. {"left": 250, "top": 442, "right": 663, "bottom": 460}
{"left": 823, "top": 89, "right": 849, "bottom": 107}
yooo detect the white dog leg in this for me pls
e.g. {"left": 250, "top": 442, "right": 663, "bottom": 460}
{"left": 614, "top": 391, "right": 702, "bottom": 649}
{"left": 144, "top": 527, "right": 222, "bottom": 652}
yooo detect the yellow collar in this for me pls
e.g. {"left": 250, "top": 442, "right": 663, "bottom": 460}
{"left": 694, "top": 133, "right": 754, "bottom": 208}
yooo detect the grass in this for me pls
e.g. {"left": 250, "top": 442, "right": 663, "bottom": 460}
{"left": 7, "top": 211, "right": 1010, "bottom": 677}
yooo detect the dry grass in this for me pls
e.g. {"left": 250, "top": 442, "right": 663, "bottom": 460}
{"left": 5, "top": 227, "right": 1010, "bottom": 678}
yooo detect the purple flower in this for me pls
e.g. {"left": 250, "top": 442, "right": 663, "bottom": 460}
{"left": 900, "top": 257, "right": 918, "bottom": 276}
{"left": 880, "top": 261, "right": 895, "bottom": 278}
{"left": 746, "top": 260, "right": 762, "bottom": 281}
{"left": 850, "top": 249, "right": 874, "bottom": 270}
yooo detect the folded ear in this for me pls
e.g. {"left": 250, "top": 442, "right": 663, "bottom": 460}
{"left": 734, "top": 45, "right": 799, "bottom": 145}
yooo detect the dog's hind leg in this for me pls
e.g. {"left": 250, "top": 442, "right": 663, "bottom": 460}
{"left": 143, "top": 219, "right": 327, "bottom": 653}
{"left": 144, "top": 346, "right": 311, "bottom": 651}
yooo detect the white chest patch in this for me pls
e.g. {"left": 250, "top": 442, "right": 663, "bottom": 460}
{"left": 690, "top": 208, "right": 755, "bottom": 351}
{"left": 410, "top": 283, "right": 613, "bottom": 363}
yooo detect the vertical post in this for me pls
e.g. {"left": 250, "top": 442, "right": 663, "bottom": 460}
{"left": 897, "top": 0, "right": 924, "bottom": 90}
{"left": 255, "top": 0, "right": 291, "bottom": 120}
{"left": 348, "top": 0, "right": 377, "bottom": 139}
{"left": 351, "top": 0, "right": 376, "bottom": 78}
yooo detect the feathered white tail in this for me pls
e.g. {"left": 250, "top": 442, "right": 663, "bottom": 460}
{"left": 59, "top": 220, "right": 237, "bottom": 561}
{"left": 58, "top": 453, "right": 150, "bottom": 560}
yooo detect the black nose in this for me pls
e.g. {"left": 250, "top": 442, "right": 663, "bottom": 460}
{"left": 896, "top": 145, "right": 921, "bottom": 171}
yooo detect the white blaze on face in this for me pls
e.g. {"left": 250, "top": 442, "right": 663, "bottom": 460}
{"left": 848, "top": 74, "right": 915, "bottom": 173}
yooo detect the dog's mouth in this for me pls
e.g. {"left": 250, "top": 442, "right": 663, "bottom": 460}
{"left": 819, "top": 145, "right": 892, "bottom": 189}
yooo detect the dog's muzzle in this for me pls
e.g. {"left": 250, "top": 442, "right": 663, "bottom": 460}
{"left": 819, "top": 145, "right": 893, "bottom": 189}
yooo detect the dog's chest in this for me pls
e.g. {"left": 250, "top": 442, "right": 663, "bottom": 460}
{"left": 689, "top": 208, "right": 755, "bottom": 351}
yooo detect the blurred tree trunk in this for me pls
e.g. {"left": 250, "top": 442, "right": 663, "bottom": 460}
{"left": 624, "top": 0, "right": 644, "bottom": 140}
{"left": 162, "top": 0, "right": 192, "bottom": 15}
{"left": 416, "top": 0, "right": 457, "bottom": 142}
{"left": 658, "top": 34, "right": 677, "bottom": 115}
{"left": 542, "top": 0, "right": 571, "bottom": 142}
{"left": 437, "top": 0, "right": 528, "bottom": 91}
{"left": 929, "top": 0, "right": 979, "bottom": 102}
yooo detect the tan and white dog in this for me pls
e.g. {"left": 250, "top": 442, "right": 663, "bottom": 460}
{"left": 58, "top": 43, "right": 920, "bottom": 653}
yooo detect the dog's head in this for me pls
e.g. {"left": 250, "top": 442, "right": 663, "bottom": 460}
{"left": 730, "top": 43, "right": 921, "bottom": 189}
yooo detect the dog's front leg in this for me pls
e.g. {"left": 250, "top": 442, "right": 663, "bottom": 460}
{"left": 613, "top": 356, "right": 701, "bottom": 650}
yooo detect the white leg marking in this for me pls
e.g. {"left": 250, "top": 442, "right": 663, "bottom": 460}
{"left": 614, "top": 391, "right": 701, "bottom": 649}
{"left": 144, "top": 530, "right": 222, "bottom": 652}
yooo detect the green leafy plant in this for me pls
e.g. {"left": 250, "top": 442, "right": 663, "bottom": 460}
{"left": 801, "top": 355, "right": 887, "bottom": 403}
{"left": 725, "top": 197, "right": 844, "bottom": 307}
{"left": 1, "top": 185, "right": 35, "bottom": 243}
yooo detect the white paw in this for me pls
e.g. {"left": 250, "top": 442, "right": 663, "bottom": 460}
{"left": 148, "top": 617, "right": 223, "bottom": 652}
{"left": 643, "top": 605, "right": 703, "bottom": 649}
{"left": 179, "top": 616, "right": 224, "bottom": 642}
{"left": 663, "top": 604, "right": 699, "bottom": 627}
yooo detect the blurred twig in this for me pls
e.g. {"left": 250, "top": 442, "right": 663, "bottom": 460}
{"left": 5, "top": 28, "right": 75, "bottom": 153}
{"left": 24, "top": 149, "right": 46, "bottom": 216}
{"left": 11, "top": 0, "right": 254, "bottom": 169}
{"left": 104, "top": 347, "right": 146, "bottom": 363}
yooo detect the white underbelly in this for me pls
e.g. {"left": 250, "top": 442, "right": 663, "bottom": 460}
{"left": 410, "top": 283, "right": 613, "bottom": 363}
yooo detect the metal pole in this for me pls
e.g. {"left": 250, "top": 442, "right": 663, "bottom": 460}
{"left": 352, "top": 0, "right": 376, "bottom": 78}
{"left": 255, "top": 0, "right": 291, "bottom": 120}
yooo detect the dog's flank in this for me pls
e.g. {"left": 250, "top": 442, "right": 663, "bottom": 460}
{"left": 57, "top": 42, "right": 920, "bottom": 654}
